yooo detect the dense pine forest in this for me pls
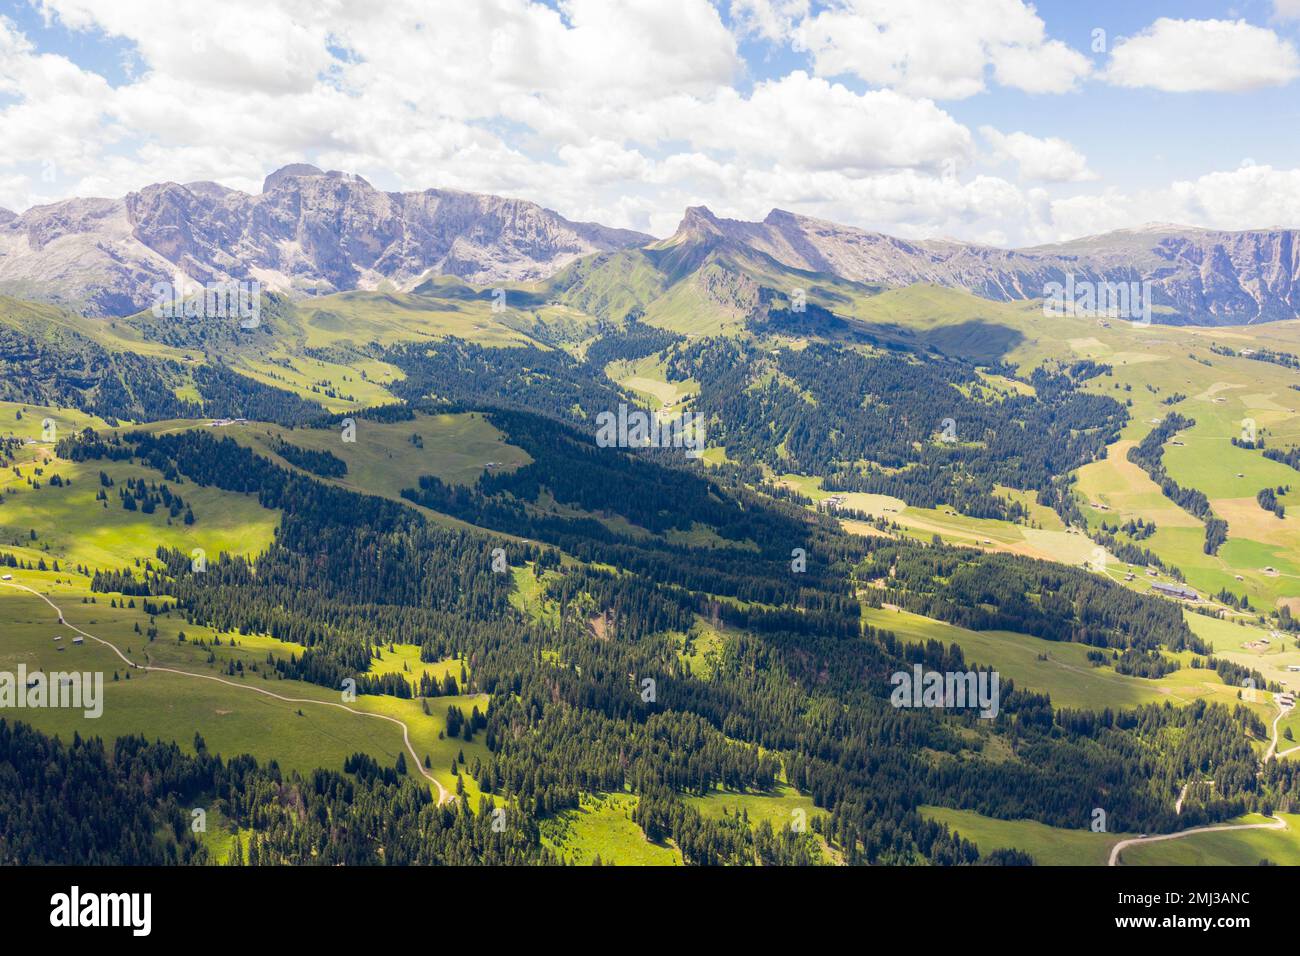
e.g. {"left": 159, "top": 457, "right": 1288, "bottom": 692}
{"left": 666, "top": 339, "right": 1124, "bottom": 518}
{"left": 2, "top": 288, "right": 1296, "bottom": 868}
{"left": 16, "top": 395, "right": 1287, "bottom": 867}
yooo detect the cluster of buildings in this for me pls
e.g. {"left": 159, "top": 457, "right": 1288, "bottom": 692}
{"left": 1150, "top": 581, "right": 1198, "bottom": 601}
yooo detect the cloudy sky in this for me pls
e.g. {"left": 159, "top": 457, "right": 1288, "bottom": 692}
{"left": 2, "top": 0, "right": 1299, "bottom": 245}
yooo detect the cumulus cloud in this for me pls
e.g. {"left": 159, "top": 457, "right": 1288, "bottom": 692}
{"left": 728, "top": 0, "right": 808, "bottom": 42}
{"left": 37, "top": 0, "right": 334, "bottom": 94}
{"left": 1166, "top": 162, "right": 1300, "bottom": 229}
{"left": 981, "top": 128, "right": 1096, "bottom": 183}
{"left": 1036, "top": 162, "right": 1300, "bottom": 242}
{"left": 1, "top": 0, "right": 987, "bottom": 233}
{"left": 1104, "top": 18, "right": 1300, "bottom": 92}
{"left": 0, "top": 15, "right": 118, "bottom": 181}
{"left": 1, "top": 0, "right": 1295, "bottom": 248}
{"left": 674, "top": 73, "right": 973, "bottom": 173}
{"left": 792, "top": 0, "right": 1091, "bottom": 99}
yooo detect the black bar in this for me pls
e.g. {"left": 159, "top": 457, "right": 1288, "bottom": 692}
{"left": 0, "top": 864, "right": 1277, "bottom": 942}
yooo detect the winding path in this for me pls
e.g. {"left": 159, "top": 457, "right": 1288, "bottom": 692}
{"left": 1265, "top": 699, "right": 1290, "bottom": 762}
{"left": 1, "top": 580, "right": 452, "bottom": 805}
{"left": 1108, "top": 816, "right": 1285, "bottom": 866}
{"left": 1111, "top": 698, "right": 1296, "bottom": 864}
{"left": 6, "top": 577, "right": 1293, "bottom": 849}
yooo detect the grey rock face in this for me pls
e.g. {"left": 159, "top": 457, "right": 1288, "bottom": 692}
{"left": 694, "top": 208, "right": 1300, "bottom": 325}
{"left": 2, "top": 166, "right": 1295, "bottom": 325}
{"left": 0, "top": 165, "right": 652, "bottom": 315}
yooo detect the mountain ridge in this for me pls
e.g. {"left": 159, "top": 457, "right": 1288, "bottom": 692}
{"left": 1, "top": 165, "right": 1298, "bottom": 325}
{"left": 668, "top": 206, "right": 1300, "bottom": 325}
{"left": 0, "top": 164, "right": 652, "bottom": 316}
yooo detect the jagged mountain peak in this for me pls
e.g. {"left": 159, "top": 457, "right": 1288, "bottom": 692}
{"left": 261, "top": 164, "right": 374, "bottom": 194}
{"left": 672, "top": 205, "right": 728, "bottom": 240}
{"left": 262, "top": 163, "right": 327, "bottom": 192}
{"left": 664, "top": 208, "right": 1300, "bottom": 325}
{"left": 0, "top": 167, "right": 653, "bottom": 315}
{"left": 761, "top": 207, "right": 846, "bottom": 230}
{"left": 2, "top": 169, "right": 1298, "bottom": 325}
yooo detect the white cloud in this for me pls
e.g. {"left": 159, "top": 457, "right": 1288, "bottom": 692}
{"left": 36, "top": 0, "right": 334, "bottom": 95}
{"left": 1, "top": 0, "right": 1294, "bottom": 250}
{"left": 991, "top": 39, "right": 1093, "bottom": 94}
{"left": 1037, "top": 162, "right": 1300, "bottom": 242}
{"left": 1104, "top": 18, "right": 1300, "bottom": 92}
{"left": 1166, "top": 163, "right": 1300, "bottom": 229}
{"left": 792, "top": 0, "right": 1091, "bottom": 99}
{"left": 556, "top": 140, "right": 654, "bottom": 186}
{"left": 729, "top": 0, "right": 808, "bottom": 42}
{"left": 7, "top": 0, "right": 744, "bottom": 208}
{"left": 0, "top": 0, "right": 1071, "bottom": 242}
{"left": 672, "top": 72, "right": 973, "bottom": 173}
{"left": 0, "top": 173, "right": 32, "bottom": 212}
{"left": 981, "top": 127, "right": 1096, "bottom": 183}
{"left": 0, "top": 16, "right": 118, "bottom": 180}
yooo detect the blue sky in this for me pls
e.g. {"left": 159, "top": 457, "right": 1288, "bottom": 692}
{"left": 1, "top": 0, "right": 1299, "bottom": 244}
{"left": 967, "top": 0, "right": 1300, "bottom": 187}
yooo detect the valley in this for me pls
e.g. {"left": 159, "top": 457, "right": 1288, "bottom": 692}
{"left": 3, "top": 191, "right": 1300, "bottom": 870}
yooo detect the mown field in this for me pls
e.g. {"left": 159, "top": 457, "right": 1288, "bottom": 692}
{"left": 771, "top": 285, "right": 1300, "bottom": 625}
{"left": 1118, "top": 814, "right": 1300, "bottom": 866}
{"left": 540, "top": 792, "right": 682, "bottom": 866}
{"left": 923, "top": 808, "right": 1300, "bottom": 866}
{"left": 1, "top": 408, "right": 280, "bottom": 570}
{"left": 0, "top": 567, "right": 488, "bottom": 800}
{"left": 779, "top": 473, "right": 1105, "bottom": 569}
{"left": 230, "top": 409, "right": 531, "bottom": 494}
{"left": 862, "top": 606, "right": 1265, "bottom": 718}
{"left": 1058, "top": 317, "right": 1300, "bottom": 613}
{"left": 921, "top": 805, "right": 1126, "bottom": 866}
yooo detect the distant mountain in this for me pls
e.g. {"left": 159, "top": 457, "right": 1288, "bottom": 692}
{"left": 553, "top": 204, "right": 1297, "bottom": 332}
{"left": 690, "top": 207, "right": 1300, "bottom": 326}
{"left": 0, "top": 165, "right": 652, "bottom": 316}
{"left": 543, "top": 204, "right": 884, "bottom": 336}
{"left": 2, "top": 166, "right": 1297, "bottom": 324}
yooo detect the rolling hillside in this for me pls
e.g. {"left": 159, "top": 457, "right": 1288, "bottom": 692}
{"left": 4, "top": 213, "right": 1300, "bottom": 869}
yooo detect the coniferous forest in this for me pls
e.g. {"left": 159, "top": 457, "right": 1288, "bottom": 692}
{"left": 8, "top": 393, "right": 1290, "bottom": 869}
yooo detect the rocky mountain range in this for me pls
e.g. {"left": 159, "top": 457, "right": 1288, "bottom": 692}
{"left": 0, "top": 165, "right": 1297, "bottom": 325}
{"left": 0, "top": 165, "right": 651, "bottom": 316}
{"left": 674, "top": 206, "right": 1300, "bottom": 326}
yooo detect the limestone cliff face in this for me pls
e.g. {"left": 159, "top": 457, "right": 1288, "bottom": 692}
{"left": 2, "top": 167, "right": 1296, "bottom": 324}
{"left": 0, "top": 165, "right": 651, "bottom": 316}
{"left": 684, "top": 208, "right": 1300, "bottom": 325}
